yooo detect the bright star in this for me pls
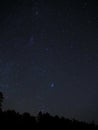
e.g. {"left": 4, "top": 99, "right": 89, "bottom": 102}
{"left": 50, "top": 82, "right": 55, "bottom": 88}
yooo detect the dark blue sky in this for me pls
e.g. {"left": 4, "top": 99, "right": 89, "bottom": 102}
{"left": 0, "top": 0, "right": 98, "bottom": 123}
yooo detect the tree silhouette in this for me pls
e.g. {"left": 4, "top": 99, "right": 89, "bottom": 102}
{"left": 0, "top": 92, "right": 4, "bottom": 111}
{"left": 0, "top": 92, "right": 98, "bottom": 129}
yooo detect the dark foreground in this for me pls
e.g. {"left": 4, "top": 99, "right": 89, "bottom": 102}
{"left": 0, "top": 110, "right": 98, "bottom": 130}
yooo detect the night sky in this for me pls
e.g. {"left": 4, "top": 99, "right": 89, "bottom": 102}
{"left": 0, "top": 0, "right": 98, "bottom": 123}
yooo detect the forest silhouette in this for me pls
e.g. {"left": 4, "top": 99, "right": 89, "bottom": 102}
{"left": 0, "top": 91, "right": 98, "bottom": 129}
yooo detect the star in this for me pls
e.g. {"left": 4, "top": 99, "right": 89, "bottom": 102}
{"left": 45, "top": 48, "right": 49, "bottom": 52}
{"left": 50, "top": 82, "right": 55, "bottom": 88}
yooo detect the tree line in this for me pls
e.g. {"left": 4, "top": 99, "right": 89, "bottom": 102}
{"left": 0, "top": 92, "right": 98, "bottom": 129}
